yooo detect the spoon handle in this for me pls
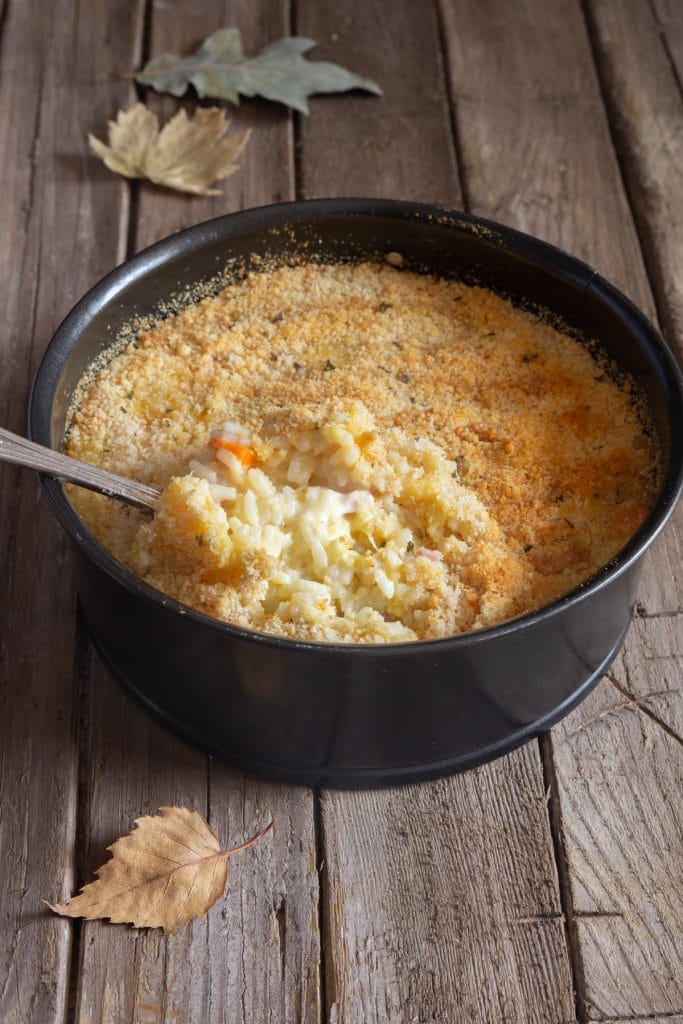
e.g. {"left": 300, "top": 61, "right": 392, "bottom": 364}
{"left": 0, "top": 426, "right": 160, "bottom": 511}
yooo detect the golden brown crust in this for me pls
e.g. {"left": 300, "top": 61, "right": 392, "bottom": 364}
{"left": 66, "top": 261, "right": 660, "bottom": 641}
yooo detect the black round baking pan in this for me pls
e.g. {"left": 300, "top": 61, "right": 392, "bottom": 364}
{"left": 29, "top": 199, "right": 683, "bottom": 788}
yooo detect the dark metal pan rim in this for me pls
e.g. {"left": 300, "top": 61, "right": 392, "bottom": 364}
{"left": 30, "top": 198, "right": 683, "bottom": 658}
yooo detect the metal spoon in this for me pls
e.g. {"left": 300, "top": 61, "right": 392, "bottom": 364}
{"left": 0, "top": 426, "right": 160, "bottom": 511}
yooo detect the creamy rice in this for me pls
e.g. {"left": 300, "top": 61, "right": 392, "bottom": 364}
{"left": 66, "top": 261, "right": 660, "bottom": 643}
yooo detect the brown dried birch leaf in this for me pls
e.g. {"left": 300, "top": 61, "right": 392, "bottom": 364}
{"left": 49, "top": 807, "right": 273, "bottom": 934}
{"left": 88, "top": 103, "right": 251, "bottom": 195}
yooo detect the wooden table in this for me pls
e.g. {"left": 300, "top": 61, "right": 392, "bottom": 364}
{"left": 1, "top": 1, "right": 681, "bottom": 1021}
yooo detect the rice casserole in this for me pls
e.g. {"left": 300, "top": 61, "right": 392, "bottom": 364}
{"left": 66, "top": 260, "right": 660, "bottom": 643}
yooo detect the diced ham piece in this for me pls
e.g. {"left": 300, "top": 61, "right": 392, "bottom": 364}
{"left": 416, "top": 546, "right": 442, "bottom": 562}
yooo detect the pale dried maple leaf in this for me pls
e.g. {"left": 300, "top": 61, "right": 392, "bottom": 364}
{"left": 88, "top": 103, "right": 251, "bottom": 195}
{"left": 49, "top": 806, "right": 273, "bottom": 934}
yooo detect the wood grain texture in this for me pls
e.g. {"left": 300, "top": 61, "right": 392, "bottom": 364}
{"left": 204, "top": 762, "right": 320, "bottom": 1024}
{"left": 297, "top": 2, "right": 576, "bottom": 1021}
{"left": 440, "top": 0, "right": 683, "bottom": 1019}
{"left": 70, "top": 656, "right": 213, "bottom": 1024}
{"left": 651, "top": 0, "right": 683, "bottom": 88}
{"left": 297, "top": 0, "right": 460, "bottom": 203}
{"left": 551, "top": 668, "right": 683, "bottom": 1020}
{"left": 0, "top": 0, "right": 141, "bottom": 1021}
{"left": 320, "top": 753, "right": 576, "bottom": 1024}
{"left": 637, "top": 506, "right": 682, "bottom": 616}
{"left": 73, "top": 660, "right": 320, "bottom": 1024}
{"left": 582, "top": 0, "right": 683, "bottom": 725}
{"left": 588, "top": 1019, "right": 683, "bottom": 1024}
{"left": 553, "top": 7, "right": 683, "bottom": 1015}
{"left": 440, "top": 0, "right": 654, "bottom": 317}
{"left": 617, "top": 613, "right": 683, "bottom": 748}
{"left": 585, "top": 0, "right": 683, "bottom": 359}
{"left": 589, "top": 1020, "right": 683, "bottom": 1024}
{"left": 71, "top": 3, "right": 321, "bottom": 1022}
{"left": 133, "top": 0, "right": 294, "bottom": 253}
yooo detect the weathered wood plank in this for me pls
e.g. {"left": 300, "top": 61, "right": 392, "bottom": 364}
{"left": 133, "top": 0, "right": 295, "bottom": 252}
{"left": 551, "top": 674, "right": 683, "bottom": 1020}
{"left": 651, "top": 0, "right": 683, "bottom": 91}
{"left": 297, "top": 0, "right": 459, "bottom": 203}
{"left": 70, "top": 657, "right": 213, "bottom": 1024}
{"left": 320, "top": 754, "right": 576, "bottom": 1024}
{"left": 589, "top": 1020, "right": 683, "bottom": 1024}
{"left": 585, "top": 0, "right": 683, "bottom": 359}
{"left": 202, "top": 762, "right": 320, "bottom": 1024}
{"left": 440, "top": 0, "right": 654, "bottom": 317}
{"left": 567, "top": 14, "right": 683, "bottom": 1013}
{"left": 71, "top": 3, "right": 321, "bottom": 1022}
{"left": 73, "top": 658, "right": 320, "bottom": 1024}
{"left": 439, "top": 0, "right": 683, "bottom": 1017}
{"left": 551, "top": 518, "right": 681, "bottom": 1018}
{"left": 637, "top": 506, "right": 682, "bottom": 616}
{"left": 0, "top": 0, "right": 141, "bottom": 1021}
{"left": 297, "top": 1, "right": 576, "bottom": 1021}
{"left": 617, "top": 612, "right": 683, "bottom": 750}
{"left": 588, "top": 1019, "right": 683, "bottom": 1024}
{"left": 581, "top": 0, "right": 683, "bottom": 659}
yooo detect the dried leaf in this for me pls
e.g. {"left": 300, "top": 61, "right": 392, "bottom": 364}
{"left": 135, "top": 28, "right": 382, "bottom": 114}
{"left": 89, "top": 103, "right": 251, "bottom": 195}
{"left": 49, "top": 807, "right": 273, "bottom": 934}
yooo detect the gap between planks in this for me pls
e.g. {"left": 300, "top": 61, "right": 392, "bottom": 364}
{"left": 540, "top": 734, "right": 589, "bottom": 1024}
{"left": 649, "top": 0, "right": 683, "bottom": 98}
{"left": 313, "top": 789, "right": 329, "bottom": 1024}
{"left": 125, "top": 0, "right": 154, "bottom": 259}
{"left": 434, "top": 0, "right": 472, "bottom": 210}
{"left": 64, "top": 606, "right": 95, "bottom": 1024}
{"left": 580, "top": 0, "right": 683, "bottom": 352}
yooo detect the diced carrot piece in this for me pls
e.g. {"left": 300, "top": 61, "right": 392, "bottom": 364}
{"left": 208, "top": 437, "right": 258, "bottom": 468}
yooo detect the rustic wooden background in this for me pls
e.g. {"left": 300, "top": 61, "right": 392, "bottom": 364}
{"left": 0, "top": 1, "right": 681, "bottom": 1022}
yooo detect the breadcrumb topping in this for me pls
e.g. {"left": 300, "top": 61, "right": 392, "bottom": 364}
{"left": 66, "top": 261, "right": 660, "bottom": 643}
